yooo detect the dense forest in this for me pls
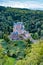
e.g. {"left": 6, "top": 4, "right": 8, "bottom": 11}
{"left": 0, "top": 39, "right": 43, "bottom": 65}
{"left": 0, "top": 6, "right": 43, "bottom": 65}
{"left": 0, "top": 6, "right": 43, "bottom": 39}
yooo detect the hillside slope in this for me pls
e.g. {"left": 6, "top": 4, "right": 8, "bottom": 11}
{"left": 0, "top": 6, "right": 43, "bottom": 39}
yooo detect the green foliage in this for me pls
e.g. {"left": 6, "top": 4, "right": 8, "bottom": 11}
{"left": 0, "top": 6, "right": 43, "bottom": 65}
{"left": 0, "top": 6, "right": 43, "bottom": 39}
{"left": 3, "top": 34, "right": 10, "bottom": 42}
{"left": 31, "top": 33, "right": 39, "bottom": 39}
{"left": 15, "top": 40, "right": 43, "bottom": 65}
{"left": 0, "top": 44, "right": 16, "bottom": 65}
{"left": 0, "top": 39, "right": 43, "bottom": 65}
{"left": 0, "top": 39, "right": 27, "bottom": 59}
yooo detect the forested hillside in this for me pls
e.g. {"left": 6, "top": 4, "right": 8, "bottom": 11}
{"left": 0, "top": 6, "right": 43, "bottom": 65}
{"left": 0, "top": 39, "right": 43, "bottom": 65}
{"left": 0, "top": 6, "right": 43, "bottom": 39}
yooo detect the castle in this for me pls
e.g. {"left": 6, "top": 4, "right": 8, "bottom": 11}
{"left": 9, "top": 22, "right": 30, "bottom": 40}
{"left": 9, "top": 22, "right": 35, "bottom": 43}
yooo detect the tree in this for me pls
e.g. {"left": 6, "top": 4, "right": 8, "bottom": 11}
{"left": 15, "top": 40, "right": 43, "bottom": 65}
{"left": 31, "top": 33, "right": 39, "bottom": 39}
{"left": 3, "top": 34, "right": 10, "bottom": 42}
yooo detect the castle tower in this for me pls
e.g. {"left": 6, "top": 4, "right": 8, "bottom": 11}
{"left": 13, "top": 22, "right": 24, "bottom": 34}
